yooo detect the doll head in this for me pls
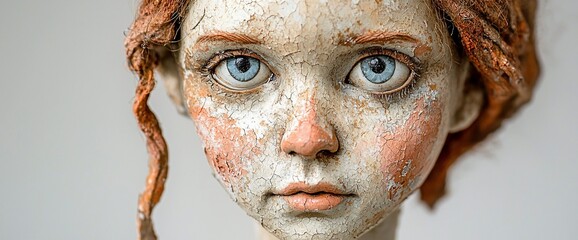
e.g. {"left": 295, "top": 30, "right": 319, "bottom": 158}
{"left": 125, "top": 0, "right": 539, "bottom": 239}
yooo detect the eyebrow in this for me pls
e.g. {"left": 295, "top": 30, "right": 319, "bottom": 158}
{"left": 196, "top": 30, "right": 262, "bottom": 46}
{"left": 339, "top": 31, "right": 421, "bottom": 46}
{"left": 194, "top": 30, "right": 422, "bottom": 50}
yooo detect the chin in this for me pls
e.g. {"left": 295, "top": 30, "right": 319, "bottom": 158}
{"left": 263, "top": 217, "right": 363, "bottom": 240}
{"left": 250, "top": 192, "right": 401, "bottom": 240}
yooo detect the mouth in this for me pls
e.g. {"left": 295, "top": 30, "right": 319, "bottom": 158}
{"left": 274, "top": 182, "right": 355, "bottom": 211}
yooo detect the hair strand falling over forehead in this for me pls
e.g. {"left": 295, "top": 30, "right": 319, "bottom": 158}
{"left": 124, "top": 0, "right": 538, "bottom": 239}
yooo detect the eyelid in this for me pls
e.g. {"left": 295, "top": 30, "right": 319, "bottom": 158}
{"left": 355, "top": 47, "right": 420, "bottom": 74}
{"left": 349, "top": 47, "right": 421, "bottom": 95}
{"left": 203, "top": 49, "right": 271, "bottom": 74}
{"left": 202, "top": 49, "right": 276, "bottom": 94}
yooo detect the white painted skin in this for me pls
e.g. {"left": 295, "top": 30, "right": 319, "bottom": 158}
{"left": 175, "top": 0, "right": 473, "bottom": 239}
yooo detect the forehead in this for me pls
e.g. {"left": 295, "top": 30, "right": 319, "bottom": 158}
{"left": 184, "top": 0, "right": 441, "bottom": 46}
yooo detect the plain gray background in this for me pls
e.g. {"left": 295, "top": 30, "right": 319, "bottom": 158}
{"left": 0, "top": 0, "right": 576, "bottom": 239}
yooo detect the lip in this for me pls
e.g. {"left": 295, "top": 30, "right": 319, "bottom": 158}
{"left": 275, "top": 182, "right": 353, "bottom": 211}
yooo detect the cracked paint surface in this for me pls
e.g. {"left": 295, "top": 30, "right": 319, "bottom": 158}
{"left": 178, "top": 0, "right": 466, "bottom": 239}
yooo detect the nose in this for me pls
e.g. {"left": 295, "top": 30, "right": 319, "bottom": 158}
{"left": 281, "top": 94, "right": 339, "bottom": 159}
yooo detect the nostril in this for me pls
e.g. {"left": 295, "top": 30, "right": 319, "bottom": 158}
{"left": 319, "top": 147, "right": 339, "bottom": 156}
{"left": 281, "top": 124, "right": 339, "bottom": 159}
{"left": 280, "top": 95, "right": 339, "bottom": 159}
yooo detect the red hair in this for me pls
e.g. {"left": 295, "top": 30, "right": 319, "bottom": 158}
{"left": 124, "top": 1, "right": 190, "bottom": 239}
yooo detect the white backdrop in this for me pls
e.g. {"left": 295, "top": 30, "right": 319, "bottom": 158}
{"left": 0, "top": 0, "right": 576, "bottom": 239}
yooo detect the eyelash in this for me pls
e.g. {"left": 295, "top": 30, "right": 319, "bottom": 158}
{"left": 201, "top": 49, "right": 264, "bottom": 74}
{"left": 349, "top": 47, "right": 420, "bottom": 96}
{"left": 199, "top": 49, "right": 274, "bottom": 94}
{"left": 369, "top": 74, "right": 420, "bottom": 101}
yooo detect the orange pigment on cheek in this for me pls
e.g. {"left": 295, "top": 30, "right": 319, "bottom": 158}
{"left": 378, "top": 99, "right": 443, "bottom": 198}
{"left": 191, "top": 107, "right": 262, "bottom": 184}
{"left": 185, "top": 79, "right": 261, "bottom": 184}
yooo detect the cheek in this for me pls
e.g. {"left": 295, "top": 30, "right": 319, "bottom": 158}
{"left": 184, "top": 76, "right": 263, "bottom": 186}
{"left": 192, "top": 111, "right": 261, "bottom": 185}
{"left": 377, "top": 98, "right": 444, "bottom": 200}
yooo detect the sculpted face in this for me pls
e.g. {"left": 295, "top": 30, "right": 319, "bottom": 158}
{"left": 178, "top": 0, "right": 469, "bottom": 238}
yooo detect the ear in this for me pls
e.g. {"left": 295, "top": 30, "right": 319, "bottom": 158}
{"left": 449, "top": 60, "right": 484, "bottom": 133}
{"left": 156, "top": 47, "right": 188, "bottom": 115}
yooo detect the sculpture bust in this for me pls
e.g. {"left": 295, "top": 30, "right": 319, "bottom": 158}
{"left": 125, "top": 0, "right": 539, "bottom": 239}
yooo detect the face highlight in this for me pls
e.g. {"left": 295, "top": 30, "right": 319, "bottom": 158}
{"left": 179, "top": 0, "right": 463, "bottom": 239}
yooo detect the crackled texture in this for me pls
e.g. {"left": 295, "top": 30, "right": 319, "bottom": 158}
{"left": 179, "top": 0, "right": 465, "bottom": 239}
{"left": 125, "top": 0, "right": 539, "bottom": 239}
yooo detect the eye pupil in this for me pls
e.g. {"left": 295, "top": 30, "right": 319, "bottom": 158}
{"left": 368, "top": 57, "right": 386, "bottom": 74}
{"left": 235, "top": 57, "right": 251, "bottom": 73}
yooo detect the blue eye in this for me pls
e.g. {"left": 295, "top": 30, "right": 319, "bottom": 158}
{"left": 348, "top": 54, "right": 412, "bottom": 94}
{"left": 360, "top": 56, "right": 395, "bottom": 84}
{"left": 213, "top": 55, "right": 273, "bottom": 91}
{"left": 226, "top": 56, "right": 260, "bottom": 82}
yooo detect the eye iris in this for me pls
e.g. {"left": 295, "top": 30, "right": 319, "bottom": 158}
{"left": 361, "top": 56, "right": 395, "bottom": 84}
{"left": 226, "top": 57, "right": 260, "bottom": 82}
